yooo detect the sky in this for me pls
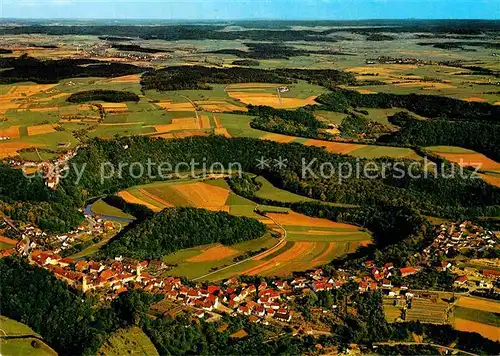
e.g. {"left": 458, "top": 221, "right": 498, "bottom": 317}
{"left": 0, "top": 0, "right": 498, "bottom": 20}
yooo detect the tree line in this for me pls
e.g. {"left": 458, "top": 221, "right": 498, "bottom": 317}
{"left": 249, "top": 105, "right": 332, "bottom": 140}
{"left": 140, "top": 65, "right": 355, "bottom": 91}
{"left": 316, "top": 88, "right": 500, "bottom": 122}
{"left": 61, "top": 136, "right": 500, "bottom": 224}
{"left": 67, "top": 90, "right": 140, "bottom": 103}
{"left": 0, "top": 54, "right": 144, "bottom": 84}
{"left": 381, "top": 111, "right": 500, "bottom": 162}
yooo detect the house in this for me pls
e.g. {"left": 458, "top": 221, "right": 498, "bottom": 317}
{"left": 291, "top": 277, "right": 307, "bottom": 289}
{"left": 195, "top": 310, "right": 205, "bottom": 318}
{"left": 382, "top": 279, "right": 392, "bottom": 288}
{"left": 400, "top": 267, "right": 418, "bottom": 277}
{"left": 312, "top": 281, "right": 326, "bottom": 292}
{"left": 363, "top": 260, "right": 375, "bottom": 268}
{"left": 275, "top": 311, "right": 293, "bottom": 322}
{"left": 225, "top": 277, "right": 239, "bottom": 286}
{"left": 440, "top": 260, "right": 451, "bottom": 271}
{"left": 454, "top": 275, "right": 468, "bottom": 286}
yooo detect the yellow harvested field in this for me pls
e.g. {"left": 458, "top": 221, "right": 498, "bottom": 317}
{"left": 200, "top": 115, "right": 211, "bottom": 129}
{"left": 454, "top": 319, "right": 499, "bottom": 341}
{"left": 108, "top": 74, "right": 142, "bottom": 83}
{"left": 154, "top": 118, "right": 201, "bottom": 133}
{"left": 0, "top": 103, "right": 21, "bottom": 114}
{"left": 35, "top": 93, "right": 69, "bottom": 102}
{"left": 173, "top": 131, "right": 208, "bottom": 139}
{"left": 196, "top": 100, "right": 246, "bottom": 112}
{"left": 213, "top": 116, "right": 223, "bottom": 129}
{"left": 187, "top": 244, "right": 239, "bottom": 262}
{"left": 261, "top": 133, "right": 297, "bottom": 143}
{"left": 242, "top": 242, "right": 315, "bottom": 275}
{"left": 432, "top": 152, "right": 500, "bottom": 171}
{"left": 479, "top": 173, "right": 500, "bottom": 187}
{"left": 455, "top": 296, "right": 500, "bottom": 313}
{"left": 494, "top": 102, "right": 500, "bottom": 106}
{"left": 138, "top": 188, "right": 174, "bottom": 208}
{"left": 28, "top": 107, "right": 59, "bottom": 112}
{"left": 171, "top": 182, "right": 230, "bottom": 209}
{"left": 466, "top": 97, "right": 486, "bottom": 102}
{"left": 117, "top": 191, "right": 162, "bottom": 212}
{"left": 0, "top": 235, "right": 18, "bottom": 245}
{"left": 100, "top": 103, "right": 128, "bottom": 113}
{"left": 0, "top": 126, "right": 20, "bottom": 139}
{"left": 228, "top": 92, "right": 317, "bottom": 109}
{"left": 155, "top": 102, "right": 194, "bottom": 111}
{"left": 267, "top": 211, "right": 359, "bottom": 229}
{"left": 77, "top": 104, "right": 96, "bottom": 111}
{"left": 214, "top": 128, "right": 231, "bottom": 138}
{"left": 312, "top": 243, "right": 336, "bottom": 263}
{"left": 27, "top": 124, "right": 57, "bottom": 136}
{"left": 7, "top": 84, "right": 58, "bottom": 97}
{"left": 356, "top": 89, "right": 377, "bottom": 94}
{"left": 346, "top": 65, "right": 417, "bottom": 77}
{"left": 0, "top": 142, "right": 42, "bottom": 158}
{"left": 303, "top": 139, "right": 366, "bottom": 154}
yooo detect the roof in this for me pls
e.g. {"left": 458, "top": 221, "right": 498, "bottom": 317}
{"left": 400, "top": 267, "right": 417, "bottom": 274}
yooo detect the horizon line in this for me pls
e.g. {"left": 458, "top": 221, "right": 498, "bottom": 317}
{"left": 1, "top": 18, "right": 499, "bottom": 21}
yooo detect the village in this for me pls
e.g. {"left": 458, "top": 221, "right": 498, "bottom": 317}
{"left": 1, "top": 217, "right": 498, "bottom": 331}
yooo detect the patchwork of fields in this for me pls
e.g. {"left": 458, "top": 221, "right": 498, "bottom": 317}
{"left": 452, "top": 296, "right": 500, "bottom": 341}
{"left": 427, "top": 146, "right": 500, "bottom": 173}
{"left": 115, "top": 177, "right": 371, "bottom": 280}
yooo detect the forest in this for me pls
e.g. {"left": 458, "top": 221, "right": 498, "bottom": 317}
{"left": 207, "top": 42, "right": 311, "bottom": 60}
{"left": 0, "top": 164, "right": 84, "bottom": 232}
{"left": 110, "top": 43, "right": 173, "bottom": 53}
{"left": 0, "top": 55, "right": 144, "bottom": 84}
{"left": 67, "top": 90, "right": 140, "bottom": 103}
{"left": 61, "top": 136, "right": 500, "bottom": 222}
{"left": 140, "top": 66, "right": 355, "bottom": 91}
{"left": 4, "top": 132, "right": 500, "bottom": 235}
{"left": 99, "top": 207, "right": 266, "bottom": 259}
{"left": 382, "top": 111, "right": 500, "bottom": 162}
{"left": 316, "top": 88, "right": 500, "bottom": 122}
{"left": 249, "top": 105, "right": 331, "bottom": 139}
{"left": 232, "top": 59, "right": 260, "bottom": 66}
{"left": 0, "top": 257, "right": 117, "bottom": 355}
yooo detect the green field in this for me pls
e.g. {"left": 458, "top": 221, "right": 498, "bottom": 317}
{"left": 98, "top": 327, "right": 159, "bottom": 356}
{"left": 0, "top": 316, "right": 57, "bottom": 356}
{"left": 162, "top": 232, "right": 278, "bottom": 279}
{"left": 90, "top": 199, "right": 135, "bottom": 220}
{"left": 453, "top": 306, "right": 500, "bottom": 327}
{"left": 254, "top": 176, "right": 317, "bottom": 203}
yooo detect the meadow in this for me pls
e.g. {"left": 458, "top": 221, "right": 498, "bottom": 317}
{"left": 97, "top": 327, "right": 159, "bottom": 356}
{"left": 0, "top": 316, "right": 57, "bottom": 356}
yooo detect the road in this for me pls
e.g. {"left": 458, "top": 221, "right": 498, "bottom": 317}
{"left": 192, "top": 207, "right": 287, "bottom": 281}
{"left": 179, "top": 95, "right": 199, "bottom": 120}
{"left": 373, "top": 341, "right": 479, "bottom": 356}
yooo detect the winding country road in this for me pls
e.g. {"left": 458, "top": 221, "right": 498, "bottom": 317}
{"left": 192, "top": 207, "right": 287, "bottom": 281}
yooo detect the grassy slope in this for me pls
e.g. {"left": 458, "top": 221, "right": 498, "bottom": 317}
{"left": 98, "top": 327, "right": 159, "bottom": 356}
{"left": 0, "top": 316, "right": 57, "bottom": 356}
